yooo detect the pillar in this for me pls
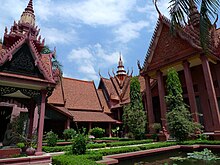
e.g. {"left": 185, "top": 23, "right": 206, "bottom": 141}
{"left": 35, "top": 90, "right": 47, "bottom": 155}
{"left": 183, "top": 61, "right": 199, "bottom": 123}
{"left": 157, "top": 70, "right": 167, "bottom": 129}
{"left": 201, "top": 55, "right": 220, "bottom": 131}
{"left": 28, "top": 102, "right": 35, "bottom": 138}
{"left": 108, "top": 123, "right": 112, "bottom": 137}
{"left": 144, "top": 75, "right": 155, "bottom": 133}
{"left": 65, "top": 118, "right": 71, "bottom": 129}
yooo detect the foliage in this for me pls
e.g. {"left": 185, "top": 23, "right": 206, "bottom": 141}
{"left": 198, "top": 133, "right": 209, "bottom": 140}
{"left": 151, "top": 123, "right": 162, "bottom": 133}
{"left": 43, "top": 145, "right": 72, "bottom": 153}
{"left": 46, "top": 131, "right": 58, "bottom": 147}
{"left": 72, "top": 133, "right": 87, "bottom": 155}
{"left": 63, "top": 129, "right": 77, "bottom": 141}
{"left": 187, "top": 148, "right": 220, "bottom": 161}
{"left": 52, "top": 155, "right": 99, "bottom": 165}
{"left": 123, "top": 76, "right": 146, "bottom": 139}
{"left": 89, "top": 127, "right": 105, "bottom": 138}
{"left": 87, "top": 143, "right": 106, "bottom": 149}
{"left": 16, "top": 142, "right": 25, "bottom": 148}
{"left": 167, "top": 0, "right": 220, "bottom": 52}
{"left": 151, "top": 133, "right": 158, "bottom": 141}
{"left": 0, "top": 38, "right": 2, "bottom": 44}
{"left": 95, "top": 137, "right": 133, "bottom": 141}
{"left": 166, "top": 68, "right": 200, "bottom": 141}
{"left": 106, "top": 139, "right": 153, "bottom": 147}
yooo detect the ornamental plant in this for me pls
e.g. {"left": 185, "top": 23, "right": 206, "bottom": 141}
{"left": 46, "top": 131, "right": 58, "bottom": 147}
{"left": 123, "top": 76, "right": 146, "bottom": 139}
{"left": 165, "top": 68, "right": 200, "bottom": 141}
{"left": 89, "top": 127, "right": 105, "bottom": 138}
{"left": 72, "top": 133, "right": 87, "bottom": 155}
{"left": 63, "top": 129, "right": 77, "bottom": 141}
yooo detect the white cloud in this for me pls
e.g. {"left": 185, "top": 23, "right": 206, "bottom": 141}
{"left": 114, "top": 21, "right": 149, "bottom": 43}
{"left": 55, "top": 0, "right": 137, "bottom": 26}
{"left": 40, "top": 27, "right": 77, "bottom": 45}
{"left": 67, "top": 43, "right": 120, "bottom": 81}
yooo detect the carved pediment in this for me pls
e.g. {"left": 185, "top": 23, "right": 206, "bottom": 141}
{"left": 148, "top": 25, "right": 196, "bottom": 71}
{"left": 0, "top": 43, "right": 44, "bottom": 78}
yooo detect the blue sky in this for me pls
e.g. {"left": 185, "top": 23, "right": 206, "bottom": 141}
{"left": 1, "top": 0, "right": 208, "bottom": 86}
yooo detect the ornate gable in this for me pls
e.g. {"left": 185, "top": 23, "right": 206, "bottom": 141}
{"left": 147, "top": 23, "right": 197, "bottom": 71}
{"left": 0, "top": 43, "right": 43, "bottom": 78}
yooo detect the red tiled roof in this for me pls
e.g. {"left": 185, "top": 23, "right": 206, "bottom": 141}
{"left": 97, "top": 89, "right": 111, "bottom": 113}
{"left": 69, "top": 110, "right": 116, "bottom": 123}
{"left": 48, "top": 81, "right": 64, "bottom": 105}
{"left": 102, "top": 78, "right": 118, "bottom": 98}
{"left": 47, "top": 104, "right": 72, "bottom": 118}
{"left": 49, "top": 77, "right": 102, "bottom": 111}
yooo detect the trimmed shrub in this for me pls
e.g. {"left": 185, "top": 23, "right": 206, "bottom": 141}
{"left": 87, "top": 143, "right": 106, "bottom": 149}
{"left": 90, "top": 127, "right": 105, "bottom": 138}
{"left": 72, "top": 134, "right": 87, "bottom": 155}
{"left": 46, "top": 131, "right": 58, "bottom": 147}
{"left": 52, "top": 155, "right": 99, "bottom": 165}
{"left": 63, "top": 129, "right": 77, "bottom": 141}
{"left": 106, "top": 139, "right": 153, "bottom": 147}
{"left": 43, "top": 145, "right": 72, "bottom": 153}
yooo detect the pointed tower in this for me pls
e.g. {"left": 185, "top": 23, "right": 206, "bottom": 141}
{"left": 19, "top": 0, "right": 35, "bottom": 27}
{"left": 116, "top": 54, "right": 127, "bottom": 81}
{"left": 3, "top": 0, "right": 43, "bottom": 52}
{"left": 188, "top": 0, "right": 200, "bottom": 27}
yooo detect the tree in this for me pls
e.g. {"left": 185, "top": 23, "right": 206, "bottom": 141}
{"left": 123, "top": 76, "right": 146, "bottom": 139}
{"left": 165, "top": 68, "right": 200, "bottom": 141}
{"left": 168, "top": 0, "right": 219, "bottom": 51}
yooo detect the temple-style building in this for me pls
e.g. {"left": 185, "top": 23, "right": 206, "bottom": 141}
{"left": 140, "top": 2, "right": 220, "bottom": 138}
{"left": 0, "top": 0, "right": 60, "bottom": 154}
{"left": 98, "top": 56, "right": 146, "bottom": 125}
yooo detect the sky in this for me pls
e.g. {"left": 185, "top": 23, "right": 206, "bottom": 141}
{"left": 0, "top": 0, "right": 204, "bottom": 86}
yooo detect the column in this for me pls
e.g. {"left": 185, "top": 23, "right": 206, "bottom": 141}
{"left": 108, "top": 123, "right": 112, "bottom": 137}
{"left": 201, "top": 55, "right": 220, "bottom": 131}
{"left": 28, "top": 102, "right": 35, "bottom": 138}
{"left": 65, "top": 118, "right": 71, "bottom": 129}
{"left": 35, "top": 90, "right": 47, "bottom": 155}
{"left": 183, "top": 61, "right": 199, "bottom": 123}
{"left": 157, "top": 70, "right": 167, "bottom": 129}
{"left": 144, "top": 75, "right": 155, "bottom": 133}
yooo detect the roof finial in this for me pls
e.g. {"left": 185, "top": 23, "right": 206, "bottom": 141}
{"left": 189, "top": 0, "right": 200, "bottom": 27}
{"left": 153, "top": 0, "right": 162, "bottom": 19}
{"left": 19, "top": 0, "right": 35, "bottom": 27}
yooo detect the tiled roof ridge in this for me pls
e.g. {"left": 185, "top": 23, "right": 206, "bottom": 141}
{"left": 109, "top": 76, "right": 120, "bottom": 99}
{"left": 0, "top": 35, "right": 26, "bottom": 65}
{"left": 62, "top": 76, "right": 94, "bottom": 83}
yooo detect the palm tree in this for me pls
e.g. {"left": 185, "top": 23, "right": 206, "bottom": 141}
{"left": 167, "top": 0, "right": 219, "bottom": 51}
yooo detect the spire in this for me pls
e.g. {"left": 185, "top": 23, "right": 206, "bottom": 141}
{"left": 19, "top": 0, "right": 35, "bottom": 27}
{"left": 116, "top": 53, "right": 127, "bottom": 81}
{"left": 188, "top": 0, "right": 200, "bottom": 27}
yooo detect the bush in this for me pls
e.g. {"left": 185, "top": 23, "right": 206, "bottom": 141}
{"left": 16, "top": 142, "right": 25, "bottom": 148}
{"left": 106, "top": 139, "right": 153, "bottom": 147}
{"left": 72, "top": 134, "right": 87, "bottom": 155}
{"left": 63, "top": 129, "right": 77, "bottom": 141}
{"left": 43, "top": 145, "right": 72, "bottom": 153}
{"left": 90, "top": 127, "right": 105, "bottom": 138}
{"left": 46, "top": 131, "right": 58, "bottom": 147}
{"left": 87, "top": 143, "right": 106, "bottom": 149}
{"left": 52, "top": 155, "right": 99, "bottom": 165}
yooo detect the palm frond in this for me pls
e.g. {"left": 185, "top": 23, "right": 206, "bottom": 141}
{"left": 169, "top": 0, "right": 190, "bottom": 33}
{"left": 199, "top": 0, "right": 219, "bottom": 52}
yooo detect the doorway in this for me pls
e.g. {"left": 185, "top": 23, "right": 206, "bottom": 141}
{"left": 0, "top": 106, "right": 12, "bottom": 142}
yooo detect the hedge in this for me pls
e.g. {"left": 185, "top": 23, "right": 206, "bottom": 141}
{"left": 43, "top": 145, "right": 72, "bottom": 153}
{"left": 87, "top": 143, "right": 106, "bottom": 149}
{"left": 52, "top": 154, "right": 100, "bottom": 165}
{"left": 106, "top": 139, "right": 153, "bottom": 147}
